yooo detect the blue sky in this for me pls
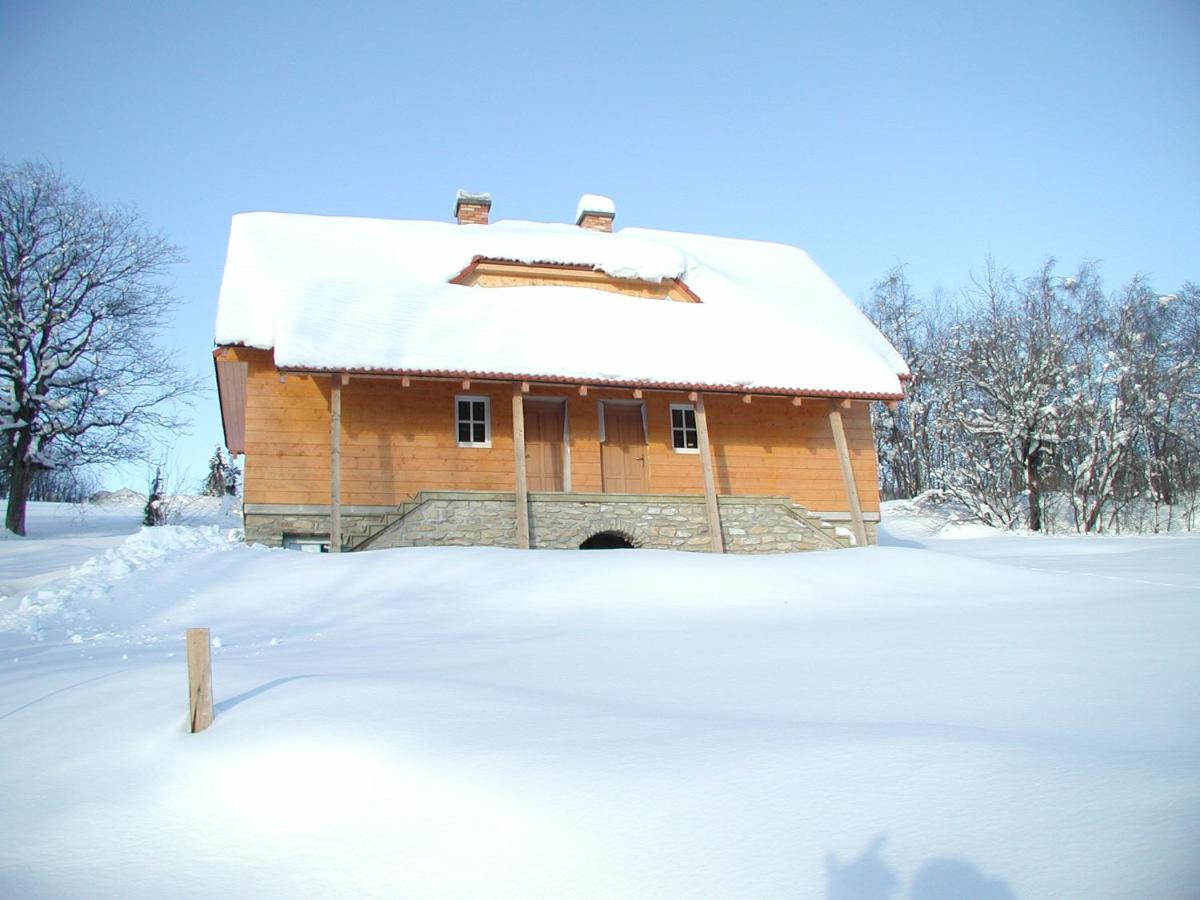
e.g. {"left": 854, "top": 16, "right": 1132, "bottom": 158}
{"left": 3, "top": 0, "right": 1198, "bottom": 490}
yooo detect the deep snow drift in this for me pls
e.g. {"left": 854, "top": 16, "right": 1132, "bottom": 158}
{"left": 0, "top": 502, "right": 1196, "bottom": 898}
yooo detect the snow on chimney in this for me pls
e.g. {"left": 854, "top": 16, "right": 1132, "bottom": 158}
{"left": 455, "top": 190, "right": 491, "bottom": 225}
{"left": 575, "top": 194, "right": 615, "bottom": 232}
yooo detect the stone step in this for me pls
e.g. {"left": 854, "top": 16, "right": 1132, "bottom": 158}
{"left": 348, "top": 501, "right": 424, "bottom": 551}
{"left": 788, "top": 504, "right": 851, "bottom": 549}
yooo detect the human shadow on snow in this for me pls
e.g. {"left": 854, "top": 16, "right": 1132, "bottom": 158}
{"left": 825, "top": 834, "right": 1017, "bottom": 899}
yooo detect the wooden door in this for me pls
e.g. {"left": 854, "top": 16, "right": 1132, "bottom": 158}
{"left": 524, "top": 401, "right": 564, "bottom": 492}
{"left": 601, "top": 405, "right": 646, "bottom": 493}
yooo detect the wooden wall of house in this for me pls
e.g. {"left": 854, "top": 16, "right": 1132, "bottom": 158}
{"left": 231, "top": 347, "right": 881, "bottom": 513}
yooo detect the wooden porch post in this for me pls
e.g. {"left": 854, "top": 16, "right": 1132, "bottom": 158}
{"left": 512, "top": 383, "right": 531, "bottom": 549}
{"left": 827, "top": 401, "right": 868, "bottom": 547}
{"left": 329, "top": 374, "right": 342, "bottom": 553}
{"left": 693, "top": 393, "right": 725, "bottom": 553}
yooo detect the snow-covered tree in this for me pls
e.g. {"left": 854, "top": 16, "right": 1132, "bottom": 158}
{"left": 1116, "top": 281, "right": 1200, "bottom": 529}
{"left": 0, "top": 449, "right": 96, "bottom": 503}
{"left": 1057, "top": 270, "right": 1136, "bottom": 532}
{"left": 864, "top": 266, "right": 953, "bottom": 500}
{"left": 143, "top": 467, "right": 165, "bottom": 527}
{"left": 0, "top": 161, "right": 196, "bottom": 535}
{"left": 224, "top": 456, "right": 239, "bottom": 497}
{"left": 863, "top": 256, "right": 1199, "bottom": 533}
{"left": 940, "top": 259, "right": 1075, "bottom": 531}
{"left": 202, "top": 446, "right": 230, "bottom": 497}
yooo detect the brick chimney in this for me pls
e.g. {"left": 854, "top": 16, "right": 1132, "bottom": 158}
{"left": 455, "top": 190, "right": 491, "bottom": 225}
{"left": 576, "top": 194, "right": 615, "bottom": 232}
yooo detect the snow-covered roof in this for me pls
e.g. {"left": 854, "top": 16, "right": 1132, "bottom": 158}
{"left": 214, "top": 212, "right": 908, "bottom": 398}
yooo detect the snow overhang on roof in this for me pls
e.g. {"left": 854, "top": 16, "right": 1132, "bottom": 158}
{"left": 214, "top": 212, "right": 909, "bottom": 398}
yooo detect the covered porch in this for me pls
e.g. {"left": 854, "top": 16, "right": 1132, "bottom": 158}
{"left": 215, "top": 356, "right": 885, "bottom": 553}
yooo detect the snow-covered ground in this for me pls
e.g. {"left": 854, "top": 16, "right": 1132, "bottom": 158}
{"left": 0, "top": 501, "right": 1196, "bottom": 898}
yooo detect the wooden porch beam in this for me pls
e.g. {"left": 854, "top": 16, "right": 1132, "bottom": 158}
{"left": 693, "top": 393, "right": 725, "bottom": 553}
{"left": 512, "top": 383, "right": 530, "bottom": 549}
{"left": 827, "top": 401, "right": 867, "bottom": 547}
{"left": 329, "top": 374, "right": 342, "bottom": 552}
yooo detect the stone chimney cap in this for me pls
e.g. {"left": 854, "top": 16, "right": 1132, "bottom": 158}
{"left": 575, "top": 193, "right": 615, "bottom": 224}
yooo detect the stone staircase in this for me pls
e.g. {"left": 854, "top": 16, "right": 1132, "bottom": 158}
{"left": 783, "top": 502, "right": 854, "bottom": 549}
{"left": 344, "top": 500, "right": 423, "bottom": 551}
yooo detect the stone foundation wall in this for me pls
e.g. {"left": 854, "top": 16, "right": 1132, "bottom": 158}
{"left": 374, "top": 497, "right": 518, "bottom": 549}
{"left": 244, "top": 508, "right": 331, "bottom": 548}
{"left": 245, "top": 492, "right": 871, "bottom": 553}
{"left": 242, "top": 504, "right": 394, "bottom": 550}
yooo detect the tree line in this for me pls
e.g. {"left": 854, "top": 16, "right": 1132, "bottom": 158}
{"left": 864, "top": 261, "right": 1200, "bottom": 532}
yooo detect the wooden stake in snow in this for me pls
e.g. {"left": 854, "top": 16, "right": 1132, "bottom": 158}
{"left": 187, "top": 628, "right": 214, "bottom": 733}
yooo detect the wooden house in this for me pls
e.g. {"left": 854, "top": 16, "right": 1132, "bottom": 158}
{"left": 213, "top": 192, "right": 908, "bottom": 553}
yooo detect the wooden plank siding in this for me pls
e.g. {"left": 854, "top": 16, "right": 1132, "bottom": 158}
{"left": 228, "top": 347, "right": 881, "bottom": 513}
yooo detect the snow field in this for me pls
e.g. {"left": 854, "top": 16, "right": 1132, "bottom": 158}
{"left": 0, "top": 506, "right": 1197, "bottom": 897}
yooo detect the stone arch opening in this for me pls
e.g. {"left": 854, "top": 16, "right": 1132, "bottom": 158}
{"left": 579, "top": 530, "right": 636, "bottom": 550}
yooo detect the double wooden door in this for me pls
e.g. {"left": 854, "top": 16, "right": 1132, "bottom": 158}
{"left": 601, "top": 404, "right": 646, "bottom": 493}
{"left": 525, "top": 401, "right": 564, "bottom": 492}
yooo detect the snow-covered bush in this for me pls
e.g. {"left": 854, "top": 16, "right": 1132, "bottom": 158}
{"left": 202, "top": 446, "right": 238, "bottom": 497}
{"left": 142, "top": 468, "right": 165, "bottom": 527}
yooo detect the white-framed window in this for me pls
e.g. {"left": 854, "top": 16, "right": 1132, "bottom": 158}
{"left": 455, "top": 395, "right": 492, "bottom": 447}
{"left": 669, "top": 403, "right": 699, "bottom": 453}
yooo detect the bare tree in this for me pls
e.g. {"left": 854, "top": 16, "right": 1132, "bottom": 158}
{"left": 0, "top": 161, "right": 197, "bottom": 535}
{"left": 864, "top": 256, "right": 1199, "bottom": 534}
{"left": 941, "top": 259, "right": 1075, "bottom": 531}
{"left": 864, "top": 266, "right": 954, "bottom": 500}
{"left": 1058, "top": 269, "right": 1135, "bottom": 533}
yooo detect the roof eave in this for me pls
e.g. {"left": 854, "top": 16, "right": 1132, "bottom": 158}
{"left": 269, "top": 360, "right": 905, "bottom": 402}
